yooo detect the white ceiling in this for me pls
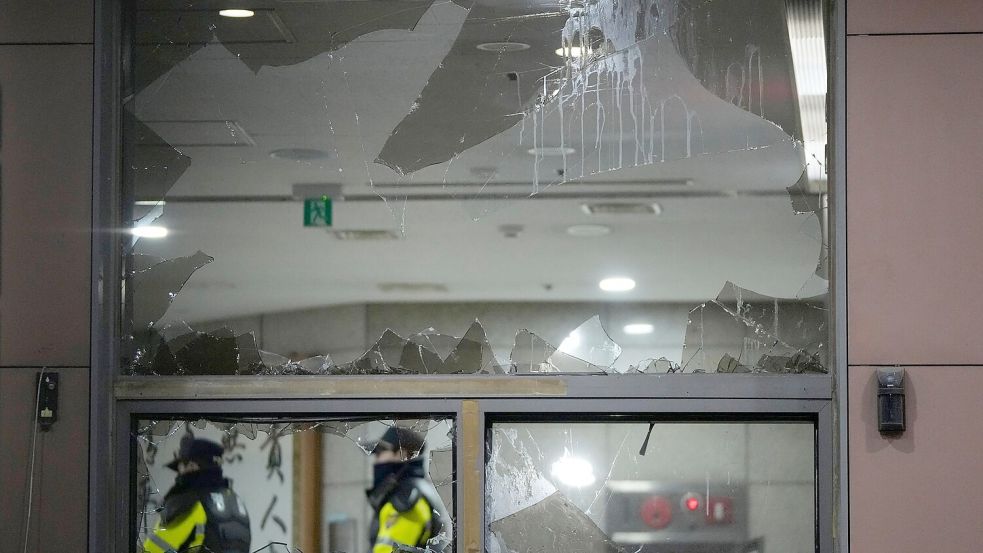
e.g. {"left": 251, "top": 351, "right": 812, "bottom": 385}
{"left": 130, "top": 0, "right": 828, "bottom": 324}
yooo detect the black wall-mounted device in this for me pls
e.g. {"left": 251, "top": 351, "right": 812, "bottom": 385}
{"left": 36, "top": 372, "right": 59, "bottom": 431}
{"left": 876, "top": 368, "right": 905, "bottom": 435}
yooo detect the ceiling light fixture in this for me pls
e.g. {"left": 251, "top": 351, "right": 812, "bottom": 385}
{"left": 476, "top": 42, "right": 531, "bottom": 52}
{"left": 555, "top": 46, "right": 585, "bottom": 58}
{"left": 134, "top": 200, "right": 166, "bottom": 207}
{"left": 566, "top": 224, "right": 611, "bottom": 237}
{"left": 270, "top": 148, "right": 333, "bottom": 161}
{"left": 581, "top": 202, "right": 662, "bottom": 215}
{"left": 599, "top": 277, "right": 635, "bottom": 292}
{"left": 131, "top": 226, "right": 168, "bottom": 239}
{"left": 623, "top": 323, "right": 654, "bottom": 335}
{"left": 219, "top": 9, "right": 255, "bottom": 18}
{"left": 527, "top": 146, "right": 576, "bottom": 156}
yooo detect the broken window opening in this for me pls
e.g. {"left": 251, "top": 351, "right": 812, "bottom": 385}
{"left": 122, "top": 0, "right": 830, "bottom": 380}
{"left": 487, "top": 420, "right": 816, "bottom": 553}
{"left": 134, "top": 417, "right": 456, "bottom": 553}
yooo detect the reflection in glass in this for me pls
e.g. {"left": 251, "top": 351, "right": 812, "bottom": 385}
{"left": 487, "top": 421, "right": 816, "bottom": 553}
{"left": 134, "top": 418, "right": 455, "bottom": 552}
{"left": 123, "top": 0, "right": 829, "bottom": 376}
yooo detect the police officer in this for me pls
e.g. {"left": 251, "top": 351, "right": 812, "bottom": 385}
{"left": 367, "top": 427, "right": 451, "bottom": 553}
{"left": 144, "top": 436, "right": 251, "bottom": 553}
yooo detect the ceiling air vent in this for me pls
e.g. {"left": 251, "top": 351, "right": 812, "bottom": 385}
{"left": 378, "top": 283, "right": 448, "bottom": 293}
{"left": 581, "top": 202, "right": 662, "bottom": 215}
{"left": 332, "top": 230, "right": 401, "bottom": 241}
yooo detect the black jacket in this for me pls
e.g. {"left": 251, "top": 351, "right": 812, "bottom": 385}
{"left": 160, "top": 467, "right": 251, "bottom": 553}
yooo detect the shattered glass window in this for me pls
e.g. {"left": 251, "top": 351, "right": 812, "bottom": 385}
{"left": 487, "top": 421, "right": 816, "bottom": 553}
{"left": 123, "top": 0, "right": 829, "bottom": 376}
{"left": 134, "top": 417, "right": 455, "bottom": 552}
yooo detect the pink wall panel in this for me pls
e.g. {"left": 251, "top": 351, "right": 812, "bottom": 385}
{"left": 0, "top": 0, "right": 93, "bottom": 44}
{"left": 848, "top": 0, "right": 983, "bottom": 35}
{"left": 849, "top": 366, "right": 983, "bottom": 553}
{"left": 847, "top": 34, "right": 983, "bottom": 365}
{"left": 0, "top": 367, "right": 89, "bottom": 550}
{"left": 0, "top": 45, "right": 92, "bottom": 366}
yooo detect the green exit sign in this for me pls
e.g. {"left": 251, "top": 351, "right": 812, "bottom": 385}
{"left": 303, "top": 197, "right": 332, "bottom": 227}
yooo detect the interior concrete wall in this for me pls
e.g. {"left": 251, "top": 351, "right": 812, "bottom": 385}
{"left": 197, "top": 299, "right": 819, "bottom": 374}
{"left": 847, "top": 2, "right": 983, "bottom": 551}
{"left": 0, "top": 1, "right": 94, "bottom": 550}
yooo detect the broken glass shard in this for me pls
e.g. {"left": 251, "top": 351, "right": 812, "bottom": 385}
{"left": 444, "top": 320, "right": 506, "bottom": 375}
{"left": 633, "top": 357, "right": 682, "bottom": 374}
{"left": 376, "top": 3, "right": 568, "bottom": 174}
{"left": 129, "top": 251, "right": 213, "bottom": 331}
{"left": 552, "top": 316, "right": 622, "bottom": 368}
{"left": 681, "top": 281, "right": 828, "bottom": 373}
{"left": 488, "top": 492, "right": 622, "bottom": 553}
{"left": 510, "top": 330, "right": 558, "bottom": 373}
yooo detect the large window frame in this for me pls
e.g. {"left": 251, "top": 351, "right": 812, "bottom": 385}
{"left": 90, "top": 0, "right": 849, "bottom": 552}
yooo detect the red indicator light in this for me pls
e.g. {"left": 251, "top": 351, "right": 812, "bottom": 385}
{"left": 685, "top": 497, "right": 700, "bottom": 511}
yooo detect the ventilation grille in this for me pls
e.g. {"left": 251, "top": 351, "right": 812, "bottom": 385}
{"left": 378, "top": 283, "right": 448, "bottom": 293}
{"left": 332, "top": 230, "right": 401, "bottom": 241}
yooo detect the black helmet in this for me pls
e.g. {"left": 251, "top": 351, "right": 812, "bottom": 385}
{"left": 372, "top": 427, "right": 426, "bottom": 457}
{"left": 165, "top": 436, "right": 224, "bottom": 471}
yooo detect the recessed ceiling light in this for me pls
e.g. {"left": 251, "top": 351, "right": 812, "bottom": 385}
{"left": 219, "top": 9, "right": 254, "bottom": 18}
{"left": 623, "top": 323, "right": 654, "bottom": 335}
{"left": 599, "top": 277, "right": 635, "bottom": 292}
{"left": 131, "top": 226, "right": 168, "bottom": 239}
{"left": 134, "top": 200, "right": 166, "bottom": 207}
{"left": 476, "top": 42, "right": 531, "bottom": 52}
{"left": 270, "top": 148, "right": 333, "bottom": 161}
{"left": 527, "top": 146, "right": 576, "bottom": 156}
{"left": 566, "top": 224, "right": 611, "bottom": 237}
{"left": 582, "top": 202, "right": 662, "bottom": 215}
{"left": 555, "top": 46, "right": 585, "bottom": 58}
{"left": 551, "top": 454, "right": 596, "bottom": 487}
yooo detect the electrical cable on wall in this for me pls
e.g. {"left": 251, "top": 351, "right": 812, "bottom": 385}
{"left": 21, "top": 367, "right": 45, "bottom": 553}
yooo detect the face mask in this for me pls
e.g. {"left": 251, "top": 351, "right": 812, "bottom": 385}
{"left": 372, "top": 461, "right": 405, "bottom": 489}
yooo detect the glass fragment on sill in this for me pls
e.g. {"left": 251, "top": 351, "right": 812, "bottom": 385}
{"left": 629, "top": 357, "right": 682, "bottom": 374}
{"left": 510, "top": 316, "right": 620, "bottom": 374}
{"left": 130, "top": 324, "right": 263, "bottom": 376}
{"left": 510, "top": 329, "right": 558, "bottom": 374}
{"left": 681, "top": 281, "right": 828, "bottom": 374}
{"left": 489, "top": 492, "right": 623, "bottom": 553}
{"left": 553, "top": 316, "right": 623, "bottom": 368}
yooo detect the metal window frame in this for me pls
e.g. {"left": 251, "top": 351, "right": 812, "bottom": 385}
{"left": 90, "top": 0, "right": 849, "bottom": 551}
{"left": 114, "top": 392, "right": 832, "bottom": 553}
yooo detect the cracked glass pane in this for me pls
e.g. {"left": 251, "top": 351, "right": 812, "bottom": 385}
{"left": 488, "top": 421, "right": 816, "bottom": 553}
{"left": 123, "top": 0, "right": 830, "bottom": 377}
{"left": 134, "top": 416, "right": 455, "bottom": 553}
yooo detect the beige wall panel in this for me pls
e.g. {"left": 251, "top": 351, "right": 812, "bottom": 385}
{"left": 847, "top": 35, "right": 983, "bottom": 365}
{"left": 0, "top": 45, "right": 92, "bottom": 366}
{"left": 848, "top": 0, "right": 983, "bottom": 35}
{"left": 0, "top": 367, "right": 89, "bottom": 550}
{"left": 0, "top": 1, "right": 94, "bottom": 44}
{"left": 849, "top": 366, "right": 983, "bottom": 553}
